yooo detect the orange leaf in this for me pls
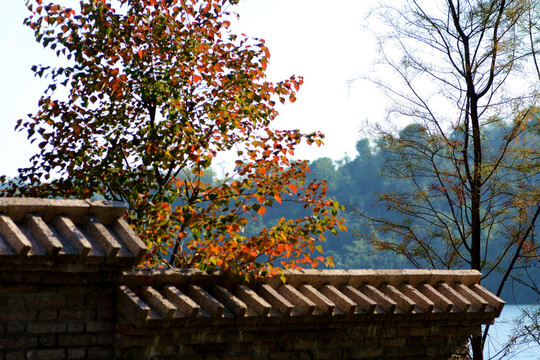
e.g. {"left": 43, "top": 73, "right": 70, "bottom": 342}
{"left": 288, "top": 183, "right": 298, "bottom": 194}
{"left": 257, "top": 206, "right": 266, "bottom": 216}
{"left": 274, "top": 194, "right": 282, "bottom": 205}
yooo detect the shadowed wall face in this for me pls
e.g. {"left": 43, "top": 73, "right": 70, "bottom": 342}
{"left": 0, "top": 276, "right": 116, "bottom": 360}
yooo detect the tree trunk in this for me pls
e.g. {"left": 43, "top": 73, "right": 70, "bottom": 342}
{"left": 470, "top": 94, "right": 484, "bottom": 360}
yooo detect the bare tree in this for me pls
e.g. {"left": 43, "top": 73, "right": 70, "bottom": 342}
{"left": 355, "top": 1, "right": 540, "bottom": 358}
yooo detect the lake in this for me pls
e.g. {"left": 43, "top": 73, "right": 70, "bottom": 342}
{"left": 484, "top": 304, "right": 540, "bottom": 360}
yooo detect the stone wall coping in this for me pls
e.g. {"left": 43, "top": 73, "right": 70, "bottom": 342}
{"left": 0, "top": 198, "right": 144, "bottom": 267}
{"left": 122, "top": 268, "right": 483, "bottom": 288}
{"left": 118, "top": 268, "right": 503, "bottom": 328}
{"left": 0, "top": 197, "right": 126, "bottom": 224}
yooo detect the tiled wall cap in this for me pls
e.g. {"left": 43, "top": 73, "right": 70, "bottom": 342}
{"left": 0, "top": 198, "right": 145, "bottom": 267}
{"left": 429, "top": 269, "right": 481, "bottom": 286}
{"left": 43, "top": 199, "right": 90, "bottom": 223}
{"left": 123, "top": 268, "right": 203, "bottom": 288}
{"left": 2, "top": 198, "right": 51, "bottom": 222}
{"left": 273, "top": 269, "right": 317, "bottom": 287}
{"left": 313, "top": 269, "right": 350, "bottom": 287}
{"left": 360, "top": 270, "right": 409, "bottom": 288}
{"left": 188, "top": 271, "right": 240, "bottom": 289}
{"left": 86, "top": 199, "right": 127, "bottom": 225}
{"left": 263, "top": 269, "right": 301, "bottom": 288}
{"left": 346, "top": 269, "right": 380, "bottom": 288}
{"left": 117, "top": 268, "right": 504, "bottom": 328}
{"left": 123, "top": 269, "right": 484, "bottom": 290}
{"left": 397, "top": 269, "right": 436, "bottom": 286}
{"left": 0, "top": 198, "right": 128, "bottom": 224}
{"left": 0, "top": 198, "right": 8, "bottom": 213}
{"left": 263, "top": 269, "right": 352, "bottom": 288}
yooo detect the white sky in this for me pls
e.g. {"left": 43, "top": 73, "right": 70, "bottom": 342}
{"left": 0, "top": 0, "right": 385, "bottom": 178}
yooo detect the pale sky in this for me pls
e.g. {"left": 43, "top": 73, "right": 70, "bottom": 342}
{"left": 0, "top": 0, "right": 385, "bottom": 178}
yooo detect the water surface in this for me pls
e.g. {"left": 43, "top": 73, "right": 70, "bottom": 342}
{"left": 485, "top": 304, "right": 540, "bottom": 360}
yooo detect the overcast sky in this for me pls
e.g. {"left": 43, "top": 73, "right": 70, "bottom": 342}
{"left": 0, "top": 0, "right": 385, "bottom": 178}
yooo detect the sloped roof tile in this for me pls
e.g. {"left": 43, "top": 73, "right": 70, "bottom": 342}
{"left": 0, "top": 198, "right": 146, "bottom": 267}
{"left": 118, "top": 268, "right": 505, "bottom": 328}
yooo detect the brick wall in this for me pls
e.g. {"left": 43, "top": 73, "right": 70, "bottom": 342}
{"left": 115, "top": 321, "right": 472, "bottom": 360}
{"left": 0, "top": 270, "right": 116, "bottom": 360}
{"left": 0, "top": 267, "right": 501, "bottom": 360}
{"left": 0, "top": 266, "right": 504, "bottom": 360}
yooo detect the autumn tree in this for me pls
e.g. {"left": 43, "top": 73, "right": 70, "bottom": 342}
{"left": 354, "top": 0, "right": 540, "bottom": 358}
{"left": 2, "top": 0, "right": 345, "bottom": 276}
